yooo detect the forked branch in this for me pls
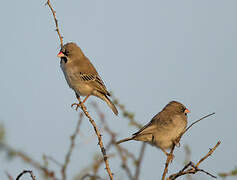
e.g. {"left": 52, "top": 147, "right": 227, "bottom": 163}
{"left": 162, "top": 112, "right": 216, "bottom": 180}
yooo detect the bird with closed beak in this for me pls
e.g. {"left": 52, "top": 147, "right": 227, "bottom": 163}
{"left": 57, "top": 42, "right": 118, "bottom": 115}
{"left": 117, "top": 101, "right": 190, "bottom": 157}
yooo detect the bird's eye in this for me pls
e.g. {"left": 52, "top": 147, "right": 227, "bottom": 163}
{"left": 64, "top": 50, "right": 69, "bottom": 56}
{"left": 182, "top": 107, "right": 186, "bottom": 113}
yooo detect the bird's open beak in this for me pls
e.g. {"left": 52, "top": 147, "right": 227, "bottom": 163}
{"left": 57, "top": 51, "right": 65, "bottom": 58}
{"left": 185, "top": 108, "right": 190, "bottom": 113}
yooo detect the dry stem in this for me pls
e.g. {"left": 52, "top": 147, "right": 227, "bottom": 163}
{"left": 46, "top": 0, "right": 63, "bottom": 48}
{"left": 183, "top": 112, "right": 215, "bottom": 135}
{"left": 79, "top": 102, "right": 114, "bottom": 180}
{"left": 134, "top": 143, "right": 146, "bottom": 180}
{"left": 168, "top": 141, "right": 221, "bottom": 180}
{"left": 16, "top": 170, "right": 36, "bottom": 180}
{"left": 2, "top": 144, "right": 58, "bottom": 180}
{"left": 162, "top": 144, "right": 176, "bottom": 180}
{"left": 45, "top": 0, "right": 113, "bottom": 179}
{"left": 161, "top": 112, "right": 216, "bottom": 180}
{"left": 61, "top": 113, "right": 83, "bottom": 180}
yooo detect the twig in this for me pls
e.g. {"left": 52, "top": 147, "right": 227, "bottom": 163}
{"left": 79, "top": 103, "right": 114, "bottom": 180}
{"left": 111, "top": 95, "right": 142, "bottom": 129}
{"left": 219, "top": 168, "right": 237, "bottom": 178}
{"left": 195, "top": 140, "right": 220, "bottom": 167}
{"left": 183, "top": 145, "right": 193, "bottom": 180}
{"left": 46, "top": 0, "right": 63, "bottom": 48}
{"left": 46, "top": 0, "right": 113, "bottom": 178}
{"left": 168, "top": 141, "right": 221, "bottom": 180}
{"left": 43, "top": 155, "right": 63, "bottom": 167}
{"left": 16, "top": 170, "right": 36, "bottom": 180}
{"left": 81, "top": 174, "right": 104, "bottom": 180}
{"left": 162, "top": 144, "right": 176, "bottom": 180}
{"left": 183, "top": 112, "right": 215, "bottom": 135}
{"left": 61, "top": 113, "right": 83, "bottom": 180}
{"left": 1, "top": 143, "right": 58, "bottom": 180}
{"left": 161, "top": 113, "right": 216, "bottom": 180}
{"left": 134, "top": 143, "right": 146, "bottom": 180}
{"left": 92, "top": 102, "right": 134, "bottom": 179}
{"left": 45, "top": 0, "right": 113, "bottom": 178}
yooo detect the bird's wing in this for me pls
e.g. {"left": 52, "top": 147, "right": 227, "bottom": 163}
{"left": 79, "top": 72, "right": 110, "bottom": 95}
{"left": 133, "top": 114, "right": 160, "bottom": 136}
{"left": 73, "top": 56, "right": 110, "bottom": 95}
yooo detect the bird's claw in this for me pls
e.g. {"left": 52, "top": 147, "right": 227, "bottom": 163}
{"left": 166, "top": 153, "right": 174, "bottom": 163}
{"left": 71, "top": 102, "right": 82, "bottom": 111}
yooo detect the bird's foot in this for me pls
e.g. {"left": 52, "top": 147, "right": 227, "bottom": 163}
{"left": 71, "top": 102, "right": 83, "bottom": 111}
{"left": 166, "top": 152, "right": 174, "bottom": 163}
{"left": 174, "top": 138, "right": 181, "bottom": 147}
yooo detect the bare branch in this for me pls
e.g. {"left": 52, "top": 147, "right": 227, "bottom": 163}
{"left": 16, "top": 170, "right": 36, "bottom": 180}
{"left": 111, "top": 95, "right": 142, "bottom": 129}
{"left": 92, "top": 102, "right": 137, "bottom": 180}
{"left": 168, "top": 141, "right": 221, "bottom": 180}
{"left": 162, "top": 144, "right": 176, "bottom": 180}
{"left": 219, "top": 168, "right": 237, "bottom": 178}
{"left": 81, "top": 174, "right": 104, "bottom": 180}
{"left": 1, "top": 143, "right": 58, "bottom": 180}
{"left": 184, "top": 112, "right": 215, "bottom": 135}
{"left": 134, "top": 143, "right": 146, "bottom": 180}
{"left": 43, "top": 154, "right": 63, "bottom": 167}
{"left": 79, "top": 101, "right": 114, "bottom": 180}
{"left": 61, "top": 113, "right": 83, "bottom": 180}
{"left": 45, "top": 0, "right": 113, "bottom": 178}
{"left": 161, "top": 112, "right": 216, "bottom": 180}
{"left": 195, "top": 140, "right": 220, "bottom": 167}
{"left": 46, "top": 0, "right": 63, "bottom": 48}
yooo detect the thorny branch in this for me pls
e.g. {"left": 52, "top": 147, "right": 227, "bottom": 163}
{"left": 61, "top": 113, "right": 83, "bottom": 180}
{"left": 81, "top": 174, "right": 104, "bottom": 180}
{"left": 168, "top": 141, "right": 221, "bottom": 180}
{"left": 93, "top": 102, "right": 147, "bottom": 180}
{"left": 219, "top": 168, "right": 237, "bottom": 178}
{"left": 134, "top": 143, "right": 146, "bottom": 180}
{"left": 161, "top": 112, "right": 216, "bottom": 180}
{"left": 45, "top": 0, "right": 114, "bottom": 179}
{"left": 93, "top": 102, "right": 134, "bottom": 179}
{"left": 1, "top": 144, "right": 58, "bottom": 180}
{"left": 16, "top": 170, "right": 36, "bottom": 180}
{"left": 112, "top": 95, "right": 142, "bottom": 129}
{"left": 46, "top": 0, "right": 63, "bottom": 48}
{"left": 162, "top": 144, "right": 176, "bottom": 180}
{"left": 79, "top": 102, "right": 114, "bottom": 180}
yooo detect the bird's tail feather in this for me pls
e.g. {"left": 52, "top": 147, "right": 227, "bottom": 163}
{"left": 116, "top": 137, "right": 134, "bottom": 144}
{"left": 104, "top": 95, "right": 118, "bottom": 115}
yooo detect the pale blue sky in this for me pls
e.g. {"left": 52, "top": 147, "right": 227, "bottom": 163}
{"left": 0, "top": 0, "right": 236, "bottom": 179}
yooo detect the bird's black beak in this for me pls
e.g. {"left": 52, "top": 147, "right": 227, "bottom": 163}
{"left": 57, "top": 51, "right": 65, "bottom": 58}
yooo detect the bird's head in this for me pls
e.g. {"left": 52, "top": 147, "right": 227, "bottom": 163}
{"left": 164, "top": 101, "right": 190, "bottom": 116}
{"left": 57, "top": 42, "right": 84, "bottom": 60}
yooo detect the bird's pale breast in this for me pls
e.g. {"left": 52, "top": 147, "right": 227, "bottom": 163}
{"left": 154, "top": 114, "right": 187, "bottom": 149}
{"left": 60, "top": 60, "right": 93, "bottom": 96}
